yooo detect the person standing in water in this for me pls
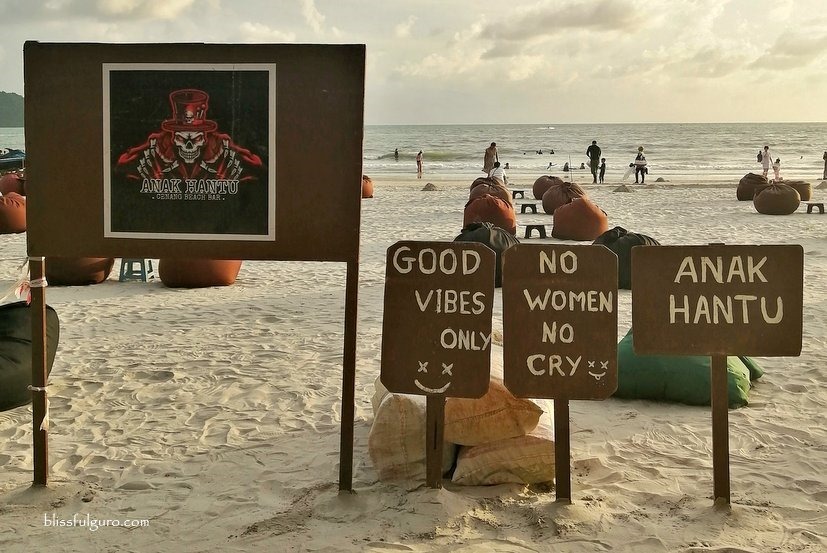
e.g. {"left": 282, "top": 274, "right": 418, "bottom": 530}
{"left": 394, "top": 148, "right": 399, "bottom": 161}
{"left": 415, "top": 150, "right": 423, "bottom": 179}
{"left": 772, "top": 158, "right": 782, "bottom": 182}
{"left": 483, "top": 142, "right": 498, "bottom": 174}
{"left": 759, "top": 145, "right": 773, "bottom": 178}
{"left": 822, "top": 150, "right": 827, "bottom": 180}
{"left": 599, "top": 158, "right": 606, "bottom": 183}
{"left": 634, "top": 146, "right": 647, "bottom": 184}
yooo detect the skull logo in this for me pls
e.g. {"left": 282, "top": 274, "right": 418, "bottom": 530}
{"left": 174, "top": 131, "right": 205, "bottom": 164}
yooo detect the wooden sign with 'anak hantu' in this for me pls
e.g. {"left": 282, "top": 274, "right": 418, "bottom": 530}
{"left": 631, "top": 245, "right": 803, "bottom": 356}
{"left": 380, "top": 241, "right": 496, "bottom": 398}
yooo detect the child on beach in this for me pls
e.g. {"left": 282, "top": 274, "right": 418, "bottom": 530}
{"left": 415, "top": 151, "right": 423, "bottom": 179}
{"left": 772, "top": 158, "right": 782, "bottom": 182}
{"left": 599, "top": 158, "right": 606, "bottom": 183}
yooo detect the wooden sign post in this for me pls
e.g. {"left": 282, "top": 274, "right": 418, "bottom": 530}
{"left": 502, "top": 244, "right": 618, "bottom": 502}
{"left": 380, "top": 241, "right": 495, "bottom": 488}
{"left": 632, "top": 244, "right": 803, "bottom": 504}
{"left": 24, "top": 42, "right": 365, "bottom": 491}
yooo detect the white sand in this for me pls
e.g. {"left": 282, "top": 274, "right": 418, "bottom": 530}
{"left": 1, "top": 172, "right": 826, "bottom": 552}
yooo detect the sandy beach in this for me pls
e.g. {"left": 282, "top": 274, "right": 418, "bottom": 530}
{"left": 1, "top": 170, "right": 826, "bottom": 552}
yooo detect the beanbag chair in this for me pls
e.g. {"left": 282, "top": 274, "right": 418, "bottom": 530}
{"left": 753, "top": 183, "right": 800, "bottom": 215}
{"left": 0, "top": 172, "right": 25, "bottom": 196}
{"left": 782, "top": 180, "right": 811, "bottom": 201}
{"left": 361, "top": 175, "right": 374, "bottom": 198}
{"left": 0, "top": 192, "right": 26, "bottom": 234}
{"left": 463, "top": 195, "right": 517, "bottom": 236}
{"left": 159, "top": 259, "right": 242, "bottom": 288}
{"left": 541, "top": 181, "right": 585, "bottom": 215}
{"left": 593, "top": 226, "right": 661, "bottom": 289}
{"left": 45, "top": 257, "right": 115, "bottom": 285}
{"left": 737, "top": 173, "right": 768, "bottom": 201}
{"left": 551, "top": 198, "right": 609, "bottom": 241}
{"left": 532, "top": 175, "right": 565, "bottom": 200}
{"left": 0, "top": 302, "right": 60, "bottom": 412}
{"left": 452, "top": 431, "right": 555, "bottom": 486}
{"left": 368, "top": 380, "right": 457, "bottom": 481}
{"left": 469, "top": 181, "right": 511, "bottom": 206}
{"left": 444, "top": 378, "right": 542, "bottom": 446}
{"left": 454, "top": 221, "right": 519, "bottom": 288}
{"left": 615, "top": 328, "right": 763, "bottom": 408}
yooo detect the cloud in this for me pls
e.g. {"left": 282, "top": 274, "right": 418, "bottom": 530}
{"left": 667, "top": 46, "right": 748, "bottom": 79}
{"left": 751, "top": 31, "right": 827, "bottom": 69}
{"left": 506, "top": 55, "right": 546, "bottom": 81}
{"left": 481, "top": 0, "right": 644, "bottom": 41}
{"left": 394, "top": 16, "right": 417, "bottom": 39}
{"left": 301, "top": 0, "right": 325, "bottom": 33}
{"left": 237, "top": 22, "right": 296, "bottom": 43}
{"left": 2, "top": 0, "right": 196, "bottom": 22}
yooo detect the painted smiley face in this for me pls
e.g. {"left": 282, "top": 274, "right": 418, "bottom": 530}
{"left": 414, "top": 361, "right": 454, "bottom": 394}
{"left": 588, "top": 360, "right": 610, "bottom": 381}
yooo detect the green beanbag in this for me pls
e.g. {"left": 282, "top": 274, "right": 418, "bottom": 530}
{"left": 615, "top": 328, "right": 763, "bottom": 408}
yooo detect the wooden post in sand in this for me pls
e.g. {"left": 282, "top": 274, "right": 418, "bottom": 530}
{"left": 501, "top": 244, "right": 619, "bottom": 503}
{"left": 380, "top": 241, "right": 495, "bottom": 489}
{"left": 29, "top": 257, "right": 49, "bottom": 486}
{"left": 632, "top": 244, "right": 803, "bottom": 505}
{"left": 710, "top": 354, "right": 730, "bottom": 502}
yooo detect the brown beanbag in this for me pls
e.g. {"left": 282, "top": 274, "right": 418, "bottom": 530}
{"left": 737, "top": 173, "right": 768, "bottom": 201}
{"left": 532, "top": 175, "right": 565, "bottom": 200}
{"left": 0, "top": 192, "right": 26, "bottom": 234}
{"left": 782, "top": 180, "right": 811, "bottom": 201}
{"left": 159, "top": 259, "right": 242, "bottom": 288}
{"left": 542, "top": 181, "right": 586, "bottom": 215}
{"left": 551, "top": 198, "right": 609, "bottom": 240}
{"left": 469, "top": 182, "right": 511, "bottom": 205}
{"left": 46, "top": 257, "right": 115, "bottom": 285}
{"left": 0, "top": 172, "right": 25, "bottom": 196}
{"left": 753, "top": 183, "right": 800, "bottom": 215}
{"left": 463, "top": 195, "right": 517, "bottom": 236}
{"left": 361, "top": 175, "right": 374, "bottom": 198}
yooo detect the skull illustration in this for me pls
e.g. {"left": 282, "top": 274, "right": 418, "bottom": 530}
{"left": 174, "top": 131, "right": 206, "bottom": 164}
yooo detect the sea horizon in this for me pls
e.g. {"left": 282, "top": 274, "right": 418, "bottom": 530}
{"left": 4, "top": 121, "right": 827, "bottom": 183}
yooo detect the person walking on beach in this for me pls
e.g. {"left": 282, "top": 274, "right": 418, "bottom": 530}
{"left": 394, "top": 148, "right": 399, "bottom": 161}
{"left": 586, "top": 140, "right": 601, "bottom": 183}
{"left": 415, "top": 151, "right": 423, "bottom": 178}
{"left": 488, "top": 161, "right": 507, "bottom": 186}
{"left": 822, "top": 150, "right": 827, "bottom": 180}
{"left": 599, "top": 158, "right": 606, "bottom": 183}
{"left": 634, "top": 147, "right": 647, "bottom": 184}
{"left": 759, "top": 145, "right": 773, "bottom": 178}
{"left": 483, "top": 142, "right": 498, "bottom": 174}
{"left": 772, "top": 158, "right": 782, "bottom": 182}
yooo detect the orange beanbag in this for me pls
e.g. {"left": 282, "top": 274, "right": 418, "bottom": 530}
{"left": 532, "top": 175, "right": 564, "bottom": 200}
{"left": 463, "top": 195, "right": 517, "bottom": 236}
{"left": 45, "top": 257, "right": 115, "bottom": 285}
{"left": 542, "top": 181, "right": 585, "bottom": 215}
{"left": 159, "top": 259, "right": 242, "bottom": 288}
{"left": 361, "top": 175, "right": 374, "bottom": 198}
{"left": 0, "top": 192, "right": 26, "bottom": 234}
{"left": 0, "top": 172, "right": 25, "bottom": 196}
{"left": 737, "top": 173, "right": 768, "bottom": 201}
{"left": 753, "top": 184, "right": 800, "bottom": 215}
{"left": 551, "top": 198, "right": 609, "bottom": 240}
{"left": 469, "top": 182, "right": 512, "bottom": 205}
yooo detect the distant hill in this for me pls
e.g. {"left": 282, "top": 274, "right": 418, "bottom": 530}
{"left": 0, "top": 92, "right": 24, "bottom": 127}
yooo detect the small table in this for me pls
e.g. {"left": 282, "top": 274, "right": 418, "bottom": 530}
{"left": 119, "top": 259, "right": 155, "bottom": 282}
{"left": 511, "top": 189, "right": 526, "bottom": 199}
{"left": 519, "top": 202, "right": 538, "bottom": 214}
{"left": 805, "top": 202, "right": 824, "bottom": 214}
{"left": 524, "top": 224, "right": 548, "bottom": 239}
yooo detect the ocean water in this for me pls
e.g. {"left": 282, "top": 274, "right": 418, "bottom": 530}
{"left": 5, "top": 123, "right": 827, "bottom": 182}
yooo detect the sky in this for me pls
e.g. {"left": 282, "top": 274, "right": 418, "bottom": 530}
{"left": 0, "top": 0, "right": 826, "bottom": 124}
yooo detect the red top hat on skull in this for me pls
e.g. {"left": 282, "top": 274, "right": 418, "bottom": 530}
{"left": 161, "top": 89, "right": 218, "bottom": 133}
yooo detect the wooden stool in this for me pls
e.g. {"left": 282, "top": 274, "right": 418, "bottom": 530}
{"left": 524, "top": 224, "right": 547, "bottom": 239}
{"left": 511, "top": 189, "right": 526, "bottom": 199}
{"left": 519, "top": 203, "right": 538, "bottom": 214}
{"left": 805, "top": 202, "right": 824, "bottom": 214}
{"left": 119, "top": 259, "right": 155, "bottom": 282}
